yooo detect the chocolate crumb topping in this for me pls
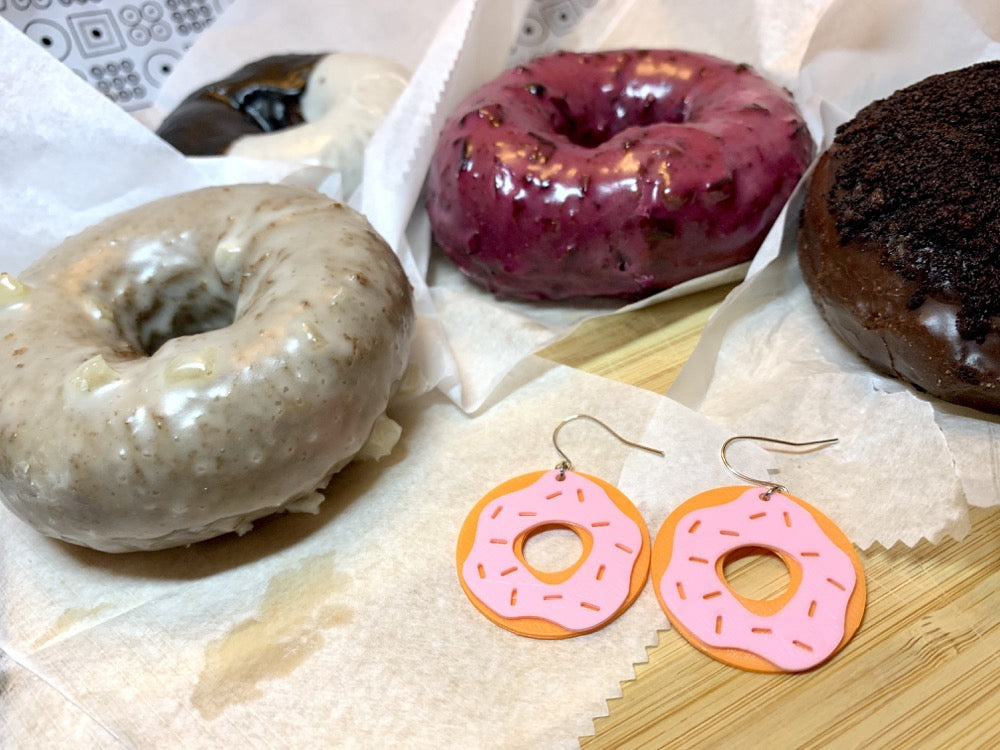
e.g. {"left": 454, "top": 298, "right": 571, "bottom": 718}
{"left": 828, "top": 61, "right": 1000, "bottom": 341}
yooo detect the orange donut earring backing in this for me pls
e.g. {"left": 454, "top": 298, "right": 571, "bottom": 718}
{"left": 651, "top": 436, "right": 866, "bottom": 672}
{"left": 456, "top": 415, "right": 662, "bottom": 639}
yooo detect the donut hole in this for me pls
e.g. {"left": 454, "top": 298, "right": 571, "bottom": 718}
{"left": 520, "top": 524, "right": 586, "bottom": 578}
{"left": 117, "top": 274, "right": 238, "bottom": 355}
{"left": 548, "top": 84, "right": 686, "bottom": 148}
{"left": 721, "top": 546, "right": 792, "bottom": 603}
{"left": 241, "top": 89, "right": 308, "bottom": 132}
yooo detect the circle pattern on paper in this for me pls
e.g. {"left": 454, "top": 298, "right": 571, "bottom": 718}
{"left": 2, "top": 0, "right": 237, "bottom": 111}
{"left": 23, "top": 18, "right": 71, "bottom": 60}
{"left": 510, "top": 0, "right": 596, "bottom": 64}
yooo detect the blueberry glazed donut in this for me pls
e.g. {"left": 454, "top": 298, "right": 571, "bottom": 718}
{"left": 0, "top": 184, "right": 415, "bottom": 552}
{"left": 426, "top": 49, "right": 813, "bottom": 300}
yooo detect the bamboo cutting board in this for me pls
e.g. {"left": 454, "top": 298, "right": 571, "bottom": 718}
{"left": 539, "top": 286, "right": 1000, "bottom": 749}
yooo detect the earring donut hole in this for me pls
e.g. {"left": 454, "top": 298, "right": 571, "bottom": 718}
{"left": 720, "top": 545, "right": 794, "bottom": 602}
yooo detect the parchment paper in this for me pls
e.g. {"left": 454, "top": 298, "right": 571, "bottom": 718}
{"left": 666, "top": 0, "right": 1000, "bottom": 545}
{"left": 2, "top": 0, "right": 999, "bottom": 747}
{"left": 3, "top": 358, "right": 764, "bottom": 748}
{"left": 1, "top": 4, "right": 701, "bottom": 748}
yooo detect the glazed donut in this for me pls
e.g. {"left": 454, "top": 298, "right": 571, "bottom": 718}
{"left": 798, "top": 62, "right": 1000, "bottom": 414}
{"left": 0, "top": 184, "right": 414, "bottom": 552}
{"left": 426, "top": 49, "right": 813, "bottom": 300}
{"left": 156, "top": 53, "right": 409, "bottom": 194}
{"left": 156, "top": 54, "right": 324, "bottom": 156}
{"left": 456, "top": 469, "right": 649, "bottom": 639}
{"left": 651, "top": 486, "right": 865, "bottom": 672}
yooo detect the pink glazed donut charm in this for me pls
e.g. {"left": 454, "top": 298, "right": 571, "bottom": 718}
{"left": 456, "top": 469, "right": 650, "bottom": 639}
{"left": 651, "top": 486, "right": 866, "bottom": 672}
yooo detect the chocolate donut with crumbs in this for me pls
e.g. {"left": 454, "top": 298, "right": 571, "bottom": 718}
{"left": 798, "top": 61, "right": 1000, "bottom": 414}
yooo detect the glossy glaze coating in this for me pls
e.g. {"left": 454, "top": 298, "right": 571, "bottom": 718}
{"left": 426, "top": 49, "right": 813, "bottom": 300}
{"left": 798, "top": 62, "right": 1000, "bottom": 413}
{"left": 228, "top": 53, "right": 409, "bottom": 194}
{"left": 156, "top": 53, "right": 324, "bottom": 155}
{"left": 156, "top": 53, "right": 407, "bottom": 194}
{"left": 0, "top": 184, "right": 414, "bottom": 552}
{"left": 800, "top": 153, "right": 1000, "bottom": 413}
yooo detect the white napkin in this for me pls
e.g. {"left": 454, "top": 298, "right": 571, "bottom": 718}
{"left": 667, "top": 0, "right": 1000, "bottom": 546}
{"left": 2, "top": 359, "right": 743, "bottom": 749}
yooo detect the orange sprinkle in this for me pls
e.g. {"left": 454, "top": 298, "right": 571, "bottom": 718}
{"left": 591, "top": 521, "right": 610, "bottom": 527}
{"left": 490, "top": 505, "right": 503, "bottom": 519}
{"left": 615, "top": 543, "right": 633, "bottom": 554}
{"left": 676, "top": 581, "right": 686, "bottom": 600}
{"left": 751, "top": 627, "right": 772, "bottom": 634}
{"left": 518, "top": 511, "right": 537, "bottom": 517}
{"left": 577, "top": 489, "right": 585, "bottom": 502}
{"left": 827, "top": 577, "right": 846, "bottom": 591}
{"left": 792, "top": 640, "right": 814, "bottom": 652}
{"left": 801, "top": 551, "right": 820, "bottom": 557}
{"left": 543, "top": 594, "right": 563, "bottom": 601}
{"left": 808, "top": 600, "right": 818, "bottom": 617}
{"left": 489, "top": 538, "right": 508, "bottom": 545}
{"left": 688, "top": 520, "right": 701, "bottom": 533}
{"left": 703, "top": 591, "right": 722, "bottom": 600}
{"left": 688, "top": 556, "right": 709, "bottom": 564}
{"left": 477, "top": 564, "right": 486, "bottom": 579}
{"left": 783, "top": 512, "right": 792, "bottom": 527}
{"left": 580, "top": 602, "right": 601, "bottom": 611}
{"left": 749, "top": 512, "right": 767, "bottom": 520}
{"left": 500, "top": 566, "right": 518, "bottom": 576}
{"left": 715, "top": 616, "right": 723, "bottom": 635}
{"left": 510, "top": 589, "right": 518, "bottom": 606}
{"left": 719, "top": 529, "right": 740, "bottom": 537}
{"left": 546, "top": 491, "right": 562, "bottom": 500}
{"left": 596, "top": 564, "right": 606, "bottom": 581}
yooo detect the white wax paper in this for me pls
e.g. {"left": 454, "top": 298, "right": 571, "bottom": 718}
{"left": 667, "top": 0, "right": 1000, "bottom": 544}
{"left": 2, "top": 359, "right": 735, "bottom": 748}
{"left": 1, "top": 4, "right": 698, "bottom": 747}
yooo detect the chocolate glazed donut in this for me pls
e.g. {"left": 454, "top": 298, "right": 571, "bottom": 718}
{"left": 798, "top": 61, "right": 1000, "bottom": 414}
{"left": 156, "top": 53, "right": 325, "bottom": 156}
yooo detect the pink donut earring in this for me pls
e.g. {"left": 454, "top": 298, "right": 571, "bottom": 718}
{"left": 456, "top": 415, "right": 662, "bottom": 639}
{"left": 650, "top": 436, "right": 866, "bottom": 673}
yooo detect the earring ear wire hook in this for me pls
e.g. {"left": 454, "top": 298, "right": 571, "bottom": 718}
{"left": 552, "top": 414, "right": 664, "bottom": 478}
{"left": 721, "top": 435, "right": 838, "bottom": 499}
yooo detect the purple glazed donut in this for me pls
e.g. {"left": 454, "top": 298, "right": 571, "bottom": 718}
{"left": 426, "top": 49, "right": 813, "bottom": 300}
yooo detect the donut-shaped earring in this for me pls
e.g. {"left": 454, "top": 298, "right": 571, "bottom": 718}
{"left": 456, "top": 415, "right": 662, "bottom": 639}
{"left": 651, "top": 436, "right": 866, "bottom": 672}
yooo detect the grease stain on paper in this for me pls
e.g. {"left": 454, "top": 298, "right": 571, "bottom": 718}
{"left": 192, "top": 553, "right": 352, "bottom": 720}
{"left": 31, "top": 603, "right": 117, "bottom": 649}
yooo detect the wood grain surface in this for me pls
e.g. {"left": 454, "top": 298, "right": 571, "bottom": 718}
{"left": 538, "top": 290, "right": 1000, "bottom": 750}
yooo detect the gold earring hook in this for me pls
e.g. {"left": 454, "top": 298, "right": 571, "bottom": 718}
{"left": 552, "top": 414, "right": 664, "bottom": 478}
{"left": 721, "top": 435, "right": 838, "bottom": 500}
